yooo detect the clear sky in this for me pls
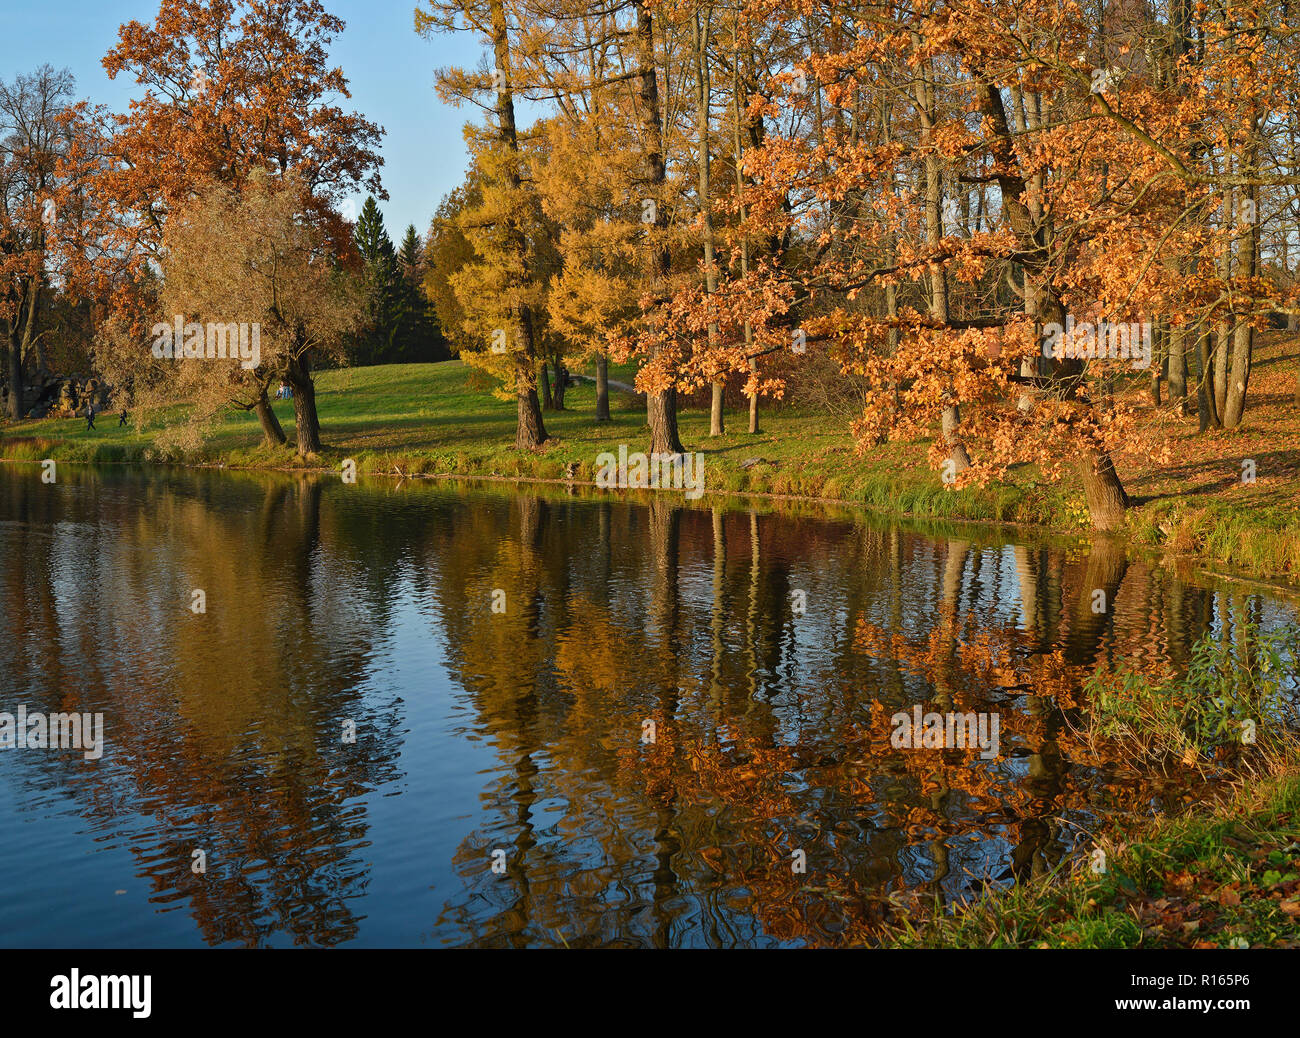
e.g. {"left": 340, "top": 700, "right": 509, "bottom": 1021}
{"left": 0, "top": 0, "right": 481, "bottom": 240}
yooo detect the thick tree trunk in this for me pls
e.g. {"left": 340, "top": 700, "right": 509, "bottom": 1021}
{"left": 6, "top": 337, "right": 22, "bottom": 420}
{"left": 941, "top": 405, "right": 972, "bottom": 470}
{"left": 645, "top": 385, "right": 683, "bottom": 455}
{"left": 286, "top": 353, "right": 322, "bottom": 456}
{"left": 595, "top": 354, "right": 610, "bottom": 421}
{"left": 1077, "top": 448, "right": 1129, "bottom": 532}
{"left": 1222, "top": 323, "right": 1253, "bottom": 429}
{"left": 647, "top": 388, "right": 683, "bottom": 456}
{"left": 255, "top": 387, "right": 287, "bottom": 446}
{"left": 7, "top": 277, "right": 40, "bottom": 421}
{"left": 514, "top": 355, "right": 547, "bottom": 449}
{"left": 1168, "top": 324, "right": 1187, "bottom": 411}
{"left": 973, "top": 80, "right": 1130, "bottom": 529}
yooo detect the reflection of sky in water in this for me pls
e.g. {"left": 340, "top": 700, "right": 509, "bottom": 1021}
{"left": 0, "top": 465, "right": 1295, "bottom": 947}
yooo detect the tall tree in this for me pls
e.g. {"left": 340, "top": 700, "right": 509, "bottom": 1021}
{"left": 0, "top": 67, "right": 81, "bottom": 419}
{"left": 416, "top": 0, "right": 548, "bottom": 448}
{"left": 398, "top": 224, "right": 424, "bottom": 284}
{"left": 123, "top": 173, "right": 361, "bottom": 455}
{"left": 352, "top": 195, "right": 401, "bottom": 365}
{"left": 96, "top": 0, "right": 384, "bottom": 451}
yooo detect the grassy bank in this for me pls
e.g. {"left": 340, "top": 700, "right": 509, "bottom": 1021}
{"left": 2, "top": 337, "right": 1298, "bottom": 578}
{"left": 880, "top": 767, "right": 1300, "bottom": 948}
{"left": 883, "top": 620, "right": 1300, "bottom": 948}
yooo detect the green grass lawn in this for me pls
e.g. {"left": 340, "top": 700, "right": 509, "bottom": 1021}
{"left": 0, "top": 360, "right": 1076, "bottom": 523}
{"left": 3, "top": 357, "right": 1298, "bottom": 578}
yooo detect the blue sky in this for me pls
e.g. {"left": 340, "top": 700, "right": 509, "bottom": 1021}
{"left": 0, "top": 0, "right": 482, "bottom": 240}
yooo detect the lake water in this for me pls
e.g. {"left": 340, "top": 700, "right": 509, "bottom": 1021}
{"left": 0, "top": 464, "right": 1295, "bottom": 947}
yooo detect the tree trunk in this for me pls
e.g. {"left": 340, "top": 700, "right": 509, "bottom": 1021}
{"left": 1195, "top": 323, "right": 1219, "bottom": 432}
{"left": 647, "top": 388, "right": 683, "bottom": 456}
{"left": 1149, "top": 321, "right": 1163, "bottom": 406}
{"left": 748, "top": 356, "right": 759, "bottom": 434}
{"left": 7, "top": 276, "right": 40, "bottom": 421}
{"left": 941, "top": 405, "right": 972, "bottom": 470}
{"left": 6, "top": 335, "right": 22, "bottom": 420}
{"left": 595, "top": 354, "right": 610, "bottom": 421}
{"left": 1212, "top": 320, "right": 1230, "bottom": 419}
{"left": 710, "top": 382, "right": 724, "bottom": 436}
{"left": 1222, "top": 178, "right": 1257, "bottom": 429}
{"left": 1222, "top": 322, "right": 1253, "bottom": 429}
{"left": 552, "top": 360, "right": 567, "bottom": 410}
{"left": 973, "top": 77, "right": 1128, "bottom": 529}
{"left": 694, "top": 10, "right": 723, "bottom": 439}
{"left": 918, "top": 57, "right": 968, "bottom": 473}
{"left": 1016, "top": 93, "right": 1044, "bottom": 415}
{"left": 1077, "top": 448, "right": 1129, "bottom": 532}
{"left": 1168, "top": 324, "right": 1187, "bottom": 411}
{"left": 514, "top": 355, "right": 547, "bottom": 450}
{"left": 490, "top": 0, "right": 547, "bottom": 450}
{"left": 540, "top": 361, "right": 553, "bottom": 410}
{"left": 255, "top": 387, "right": 287, "bottom": 446}
{"left": 286, "top": 353, "right": 322, "bottom": 456}
{"left": 730, "top": 11, "right": 760, "bottom": 436}
{"left": 635, "top": 0, "right": 684, "bottom": 456}
{"left": 1018, "top": 272, "right": 1038, "bottom": 413}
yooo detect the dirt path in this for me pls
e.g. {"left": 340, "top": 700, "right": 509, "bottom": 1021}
{"left": 572, "top": 373, "right": 642, "bottom": 396}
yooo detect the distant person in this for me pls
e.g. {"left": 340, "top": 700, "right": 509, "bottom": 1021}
{"left": 85, "top": 405, "right": 96, "bottom": 431}
{"left": 118, "top": 409, "right": 128, "bottom": 428}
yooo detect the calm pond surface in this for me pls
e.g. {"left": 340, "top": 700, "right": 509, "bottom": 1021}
{"left": 0, "top": 464, "right": 1296, "bottom": 947}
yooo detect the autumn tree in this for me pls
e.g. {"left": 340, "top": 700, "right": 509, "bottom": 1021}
{"left": 689, "top": 0, "right": 1300, "bottom": 530}
{"left": 424, "top": 180, "right": 481, "bottom": 359}
{"left": 0, "top": 67, "right": 86, "bottom": 419}
{"left": 94, "top": 0, "right": 384, "bottom": 442}
{"left": 108, "top": 172, "right": 361, "bottom": 455}
{"left": 416, "top": 0, "right": 549, "bottom": 448}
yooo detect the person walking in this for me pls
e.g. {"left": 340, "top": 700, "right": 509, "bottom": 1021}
{"left": 86, "top": 405, "right": 96, "bottom": 432}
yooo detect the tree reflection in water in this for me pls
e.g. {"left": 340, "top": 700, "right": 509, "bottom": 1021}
{"left": 0, "top": 465, "right": 1289, "bottom": 947}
